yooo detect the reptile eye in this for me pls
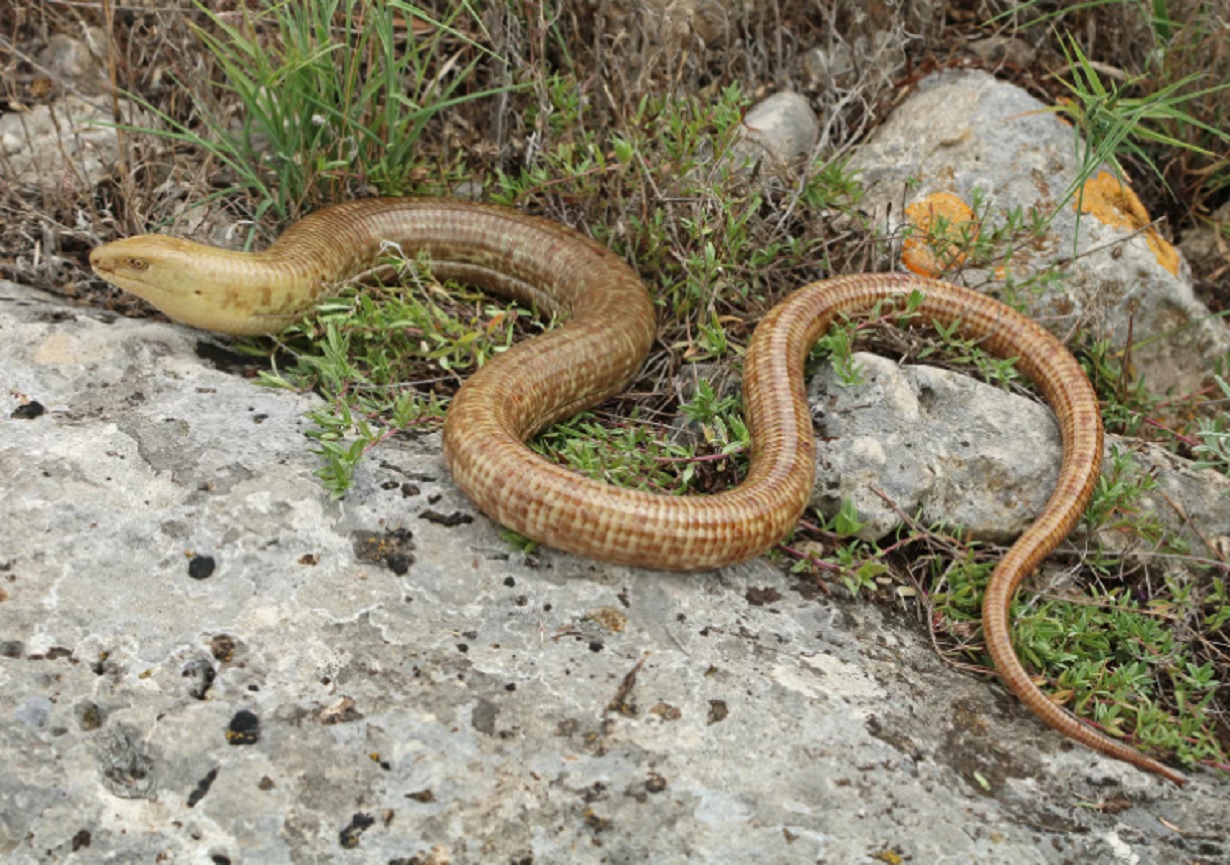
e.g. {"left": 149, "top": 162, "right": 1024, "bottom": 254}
{"left": 128, "top": 258, "right": 149, "bottom": 271}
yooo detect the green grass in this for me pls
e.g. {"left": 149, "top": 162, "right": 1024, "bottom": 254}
{"left": 997, "top": 1, "right": 1230, "bottom": 220}
{"left": 253, "top": 266, "right": 536, "bottom": 496}
{"left": 1053, "top": 33, "right": 1230, "bottom": 228}
{"left": 922, "top": 518, "right": 1224, "bottom": 769}
{"left": 112, "top": 0, "right": 518, "bottom": 234}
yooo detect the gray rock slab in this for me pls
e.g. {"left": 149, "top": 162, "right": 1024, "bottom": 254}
{"left": 809, "top": 351, "right": 1064, "bottom": 542}
{"left": 0, "top": 94, "right": 141, "bottom": 190}
{"left": 807, "top": 351, "right": 1230, "bottom": 558}
{"left": 2, "top": 280, "right": 1227, "bottom": 863}
{"left": 730, "top": 91, "right": 820, "bottom": 174}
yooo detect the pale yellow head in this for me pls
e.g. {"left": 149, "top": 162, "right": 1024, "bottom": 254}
{"left": 90, "top": 235, "right": 300, "bottom": 336}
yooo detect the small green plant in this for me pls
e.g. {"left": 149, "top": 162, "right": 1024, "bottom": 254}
{"left": 1082, "top": 445, "right": 1166, "bottom": 543}
{"left": 784, "top": 498, "right": 893, "bottom": 598}
{"left": 256, "top": 268, "right": 532, "bottom": 494}
{"left": 808, "top": 287, "right": 1031, "bottom": 396}
{"left": 923, "top": 529, "right": 1221, "bottom": 768}
{"left": 837, "top": 549, "right": 889, "bottom": 599}
{"left": 832, "top": 496, "right": 866, "bottom": 540}
{"left": 1192, "top": 375, "right": 1230, "bottom": 474}
{"left": 530, "top": 378, "right": 751, "bottom": 497}
{"left": 929, "top": 550, "right": 996, "bottom": 625}
{"left": 811, "top": 317, "right": 864, "bottom": 386}
{"left": 1080, "top": 336, "right": 1229, "bottom": 465}
{"left": 532, "top": 413, "right": 698, "bottom": 493}
{"left": 679, "top": 379, "right": 738, "bottom": 426}
{"left": 923, "top": 316, "right": 1025, "bottom": 391}
{"left": 1080, "top": 336, "right": 1161, "bottom": 438}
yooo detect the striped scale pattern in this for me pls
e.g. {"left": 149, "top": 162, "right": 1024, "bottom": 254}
{"left": 89, "top": 198, "right": 1185, "bottom": 784}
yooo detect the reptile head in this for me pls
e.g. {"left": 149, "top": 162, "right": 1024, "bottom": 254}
{"left": 89, "top": 235, "right": 277, "bottom": 335}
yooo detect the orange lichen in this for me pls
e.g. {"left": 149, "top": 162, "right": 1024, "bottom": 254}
{"left": 902, "top": 192, "right": 979, "bottom": 277}
{"left": 1075, "top": 171, "right": 1180, "bottom": 276}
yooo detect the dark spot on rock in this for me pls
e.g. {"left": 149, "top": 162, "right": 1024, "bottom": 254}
{"left": 588, "top": 641, "right": 603, "bottom": 652}
{"left": 645, "top": 772, "right": 667, "bottom": 793}
{"left": 745, "top": 586, "right": 781, "bottom": 606}
{"left": 188, "top": 555, "right": 216, "bottom": 580}
{"left": 933, "top": 698, "right": 1046, "bottom": 793}
{"left": 400, "top": 482, "right": 420, "bottom": 497}
{"left": 406, "top": 788, "right": 435, "bottom": 803}
{"left": 258, "top": 776, "right": 276, "bottom": 791}
{"left": 583, "top": 807, "right": 610, "bottom": 832}
{"left": 182, "top": 658, "right": 216, "bottom": 700}
{"left": 339, "top": 812, "right": 376, "bottom": 849}
{"left": 71, "top": 829, "right": 91, "bottom": 851}
{"left": 210, "top": 634, "right": 236, "bottom": 662}
{"left": 298, "top": 553, "right": 320, "bottom": 566}
{"left": 456, "top": 643, "right": 469, "bottom": 653}
{"left": 380, "top": 480, "right": 401, "bottom": 490}
{"left": 186, "top": 767, "right": 219, "bottom": 807}
{"left": 211, "top": 855, "right": 232, "bottom": 865}
{"left": 472, "top": 699, "right": 498, "bottom": 736}
{"left": 650, "top": 702, "right": 681, "bottom": 721}
{"left": 514, "top": 595, "right": 528, "bottom": 606}
{"left": 352, "top": 528, "right": 416, "bottom": 574}
{"left": 418, "top": 509, "right": 473, "bottom": 527}
{"left": 35, "top": 309, "right": 77, "bottom": 324}
{"left": 251, "top": 414, "right": 267, "bottom": 424}
{"left": 427, "top": 492, "right": 442, "bottom": 504}
{"left": 0, "top": 641, "right": 23, "bottom": 658}
{"left": 580, "top": 781, "right": 608, "bottom": 803}
{"left": 76, "top": 701, "right": 103, "bottom": 730}
{"left": 194, "top": 339, "right": 262, "bottom": 374}
{"left": 505, "top": 683, "right": 516, "bottom": 692}
{"left": 89, "top": 652, "right": 113, "bottom": 675}
{"left": 226, "top": 710, "right": 260, "bottom": 745}
{"left": 1196, "top": 840, "right": 1226, "bottom": 858}
{"left": 377, "top": 461, "right": 435, "bottom": 482}
{"left": 11, "top": 400, "right": 45, "bottom": 419}
{"left": 864, "top": 713, "right": 922, "bottom": 761}
{"left": 707, "top": 700, "right": 729, "bottom": 724}
{"left": 504, "top": 576, "right": 516, "bottom": 587}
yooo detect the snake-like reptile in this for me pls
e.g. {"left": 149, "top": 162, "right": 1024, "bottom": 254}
{"left": 90, "top": 197, "right": 1186, "bottom": 785}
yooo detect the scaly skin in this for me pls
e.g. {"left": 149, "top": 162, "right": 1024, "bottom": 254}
{"left": 89, "top": 197, "right": 1186, "bottom": 785}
